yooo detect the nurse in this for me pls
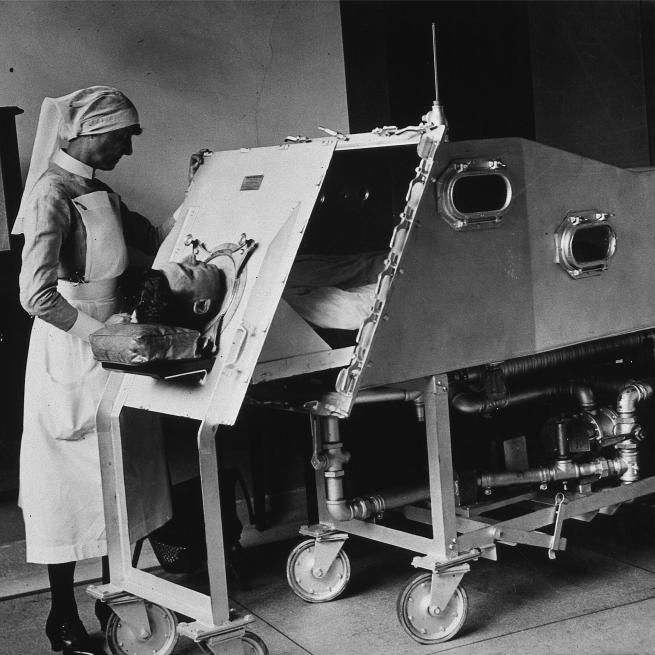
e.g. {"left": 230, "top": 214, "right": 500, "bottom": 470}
{"left": 14, "top": 86, "right": 173, "bottom": 654}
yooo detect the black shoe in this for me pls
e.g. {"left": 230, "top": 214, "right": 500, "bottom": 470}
{"left": 94, "top": 599, "right": 113, "bottom": 633}
{"left": 45, "top": 613, "right": 101, "bottom": 654}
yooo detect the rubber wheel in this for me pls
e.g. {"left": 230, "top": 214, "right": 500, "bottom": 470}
{"left": 242, "top": 630, "right": 269, "bottom": 655}
{"left": 106, "top": 602, "right": 179, "bottom": 655}
{"left": 286, "top": 538, "right": 351, "bottom": 603}
{"left": 396, "top": 572, "right": 468, "bottom": 644}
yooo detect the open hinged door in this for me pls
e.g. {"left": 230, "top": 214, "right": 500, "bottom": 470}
{"left": 120, "top": 140, "right": 337, "bottom": 422}
{"left": 309, "top": 125, "right": 448, "bottom": 416}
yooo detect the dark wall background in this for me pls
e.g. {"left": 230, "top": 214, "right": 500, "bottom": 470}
{"left": 0, "top": 108, "right": 29, "bottom": 496}
{"left": 341, "top": 1, "right": 535, "bottom": 139}
{"left": 341, "top": 0, "right": 655, "bottom": 168}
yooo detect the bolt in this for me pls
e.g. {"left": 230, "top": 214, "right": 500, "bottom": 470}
{"left": 420, "top": 628, "right": 427, "bottom": 635}
{"left": 314, "top": 568, "right": 324, "bottom": 578}
{"left": 484, "top": 488, "right": 492, "bottom": 496}
{"left": 139, "top": 629, "right": 151, "bottom": 639}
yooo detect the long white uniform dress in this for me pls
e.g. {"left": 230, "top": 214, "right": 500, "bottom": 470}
{"left": 18, "top": 150, "right": 171, "bottom": 564}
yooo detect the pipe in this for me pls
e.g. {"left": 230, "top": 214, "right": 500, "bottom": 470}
{"left": 452, "top": 382, "right": 595, "bottom": 415}
{"left": 354, "top": 388, "right": 423, "bottom": 405}
{"left": 316, "top": 416, "right": 429, "bottom": 522}
{"left": 354, "top": 388, "right": 425, "bottom": 423}
{"left": 612, "top": 380, "right": 653, "bottom": 483}
{"left": 477, "top": 456, "right": 627, "bottom": 489}
{"left": 462, "top": 333, "right": 652, "bottom": 382}
{"left": 326, "top": 485, "right": 431, "bottom": 522}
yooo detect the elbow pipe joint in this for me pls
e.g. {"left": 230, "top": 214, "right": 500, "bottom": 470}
{"left": 616, "top": 381, "right": 653, "bottom": 416}
{"left": 567, "top": 383, "right": 595, "bottom": 411}
{"left": 615, "top": 381, "right": 653, "bottom": 441}
{"left": 326, "top": 495, "right": 385, "bottom": 522}
{"left": 325, "top": 499, "right": 355, "bottom": 522}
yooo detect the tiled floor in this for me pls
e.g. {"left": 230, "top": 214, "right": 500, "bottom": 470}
{"left": 2, "top": 501, "right": 655, "bottom": 655}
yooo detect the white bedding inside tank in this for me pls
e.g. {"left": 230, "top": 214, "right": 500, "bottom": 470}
{"left": 282, "top": 251, "right": 385, "bottom": 330}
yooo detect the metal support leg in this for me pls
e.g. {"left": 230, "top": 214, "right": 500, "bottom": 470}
{"left": 96, "top": 372, "right": 134, "bottom": 584}
{"left": 197, "top": 421, "right": 231, "bottom": 626}
{"left": 425, "top": 375, "right": 459, "bottom": 560}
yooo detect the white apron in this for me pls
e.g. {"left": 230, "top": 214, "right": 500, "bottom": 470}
{"left": 19, "top": 191, "right": 171, "bottom": 564}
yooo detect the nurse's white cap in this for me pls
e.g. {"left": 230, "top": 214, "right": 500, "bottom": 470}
{"left": 13, "top": 86, "right": 140, "bottom": 234}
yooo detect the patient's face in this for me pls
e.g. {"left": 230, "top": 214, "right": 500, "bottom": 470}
{"left": 165, "top": 262, "right": 218, "bottom": 303}
{"left": 163, "top": 261, "right": 226, "bottom": 317}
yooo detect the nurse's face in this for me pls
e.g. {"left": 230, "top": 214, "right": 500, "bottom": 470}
{"left": 88, "top": 127, "right": 137, "bottom": 170}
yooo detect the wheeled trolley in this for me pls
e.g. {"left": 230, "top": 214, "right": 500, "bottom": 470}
{"left": 89, "top": 104, "right": 655, "bottom": 649}
{"left": 86, "top": 125, "right": 429, "bottom": 653}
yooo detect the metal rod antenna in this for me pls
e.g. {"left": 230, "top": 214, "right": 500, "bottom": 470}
{"left": 419, "top": 22, "right": 447, "bottom": 129}
{"left": 432, "top": 22, "right": 440, "bottom": 103}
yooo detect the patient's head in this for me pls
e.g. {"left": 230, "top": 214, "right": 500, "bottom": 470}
{"left": 135, "top": 261, "right": 226, "bottom": 331}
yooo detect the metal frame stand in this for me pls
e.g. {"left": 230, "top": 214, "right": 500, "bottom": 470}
{"left": 88, "top": 371, "right": 259, "bottom": 655}
{"left": 287, "top": 372, "right": 655, "bottom": 644}
{"left": 291, "top": 375, "right": 468, "bottom": 622}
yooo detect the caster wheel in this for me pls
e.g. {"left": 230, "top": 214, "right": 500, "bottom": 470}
{"left": 286, "top": 538, "right": 351, "bottom": 603}
{"left": 242, "top": 630, "right": 269, "bottom": 654}
{"left": 396, "top": 572, "right": 468, "bottom": 644}
{"left": 106, "top": 602, "right": 179, "bottom": 655}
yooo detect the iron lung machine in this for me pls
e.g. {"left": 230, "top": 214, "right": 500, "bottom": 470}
{"left": 90, "top": 121, "right": 655, "bottom": 653}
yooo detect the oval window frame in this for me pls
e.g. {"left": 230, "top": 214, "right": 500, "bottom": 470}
{"left": 437, "top": 159, "right": 513, "bottom": 231}
{"left": 555, "top": 210, "right": 617, "bottom": 279}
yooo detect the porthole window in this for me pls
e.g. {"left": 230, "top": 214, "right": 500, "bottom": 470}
{"left": 555, "top": 210, "right": 616, "bottom": 278}
{"left": 437, "top": 159, "right": 512, "bottom": 231}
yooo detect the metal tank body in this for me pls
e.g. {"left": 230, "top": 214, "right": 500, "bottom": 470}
{"left": 359, "top": 137, "right": 655, "bottom": 389}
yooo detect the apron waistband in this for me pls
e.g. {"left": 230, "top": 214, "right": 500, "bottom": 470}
{"left": 58, "top": 277, "right": 119, "bottom": 302}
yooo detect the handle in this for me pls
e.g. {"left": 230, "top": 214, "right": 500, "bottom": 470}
{"left": 225, "top": 325, "right": 248, "bottom": 367}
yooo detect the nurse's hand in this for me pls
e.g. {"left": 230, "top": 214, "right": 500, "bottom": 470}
{"left": 105, "top": 313, "right": 133, "bottom": 325}
{"left": 188, "top": 148, "right": 212, "bottom": 185}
